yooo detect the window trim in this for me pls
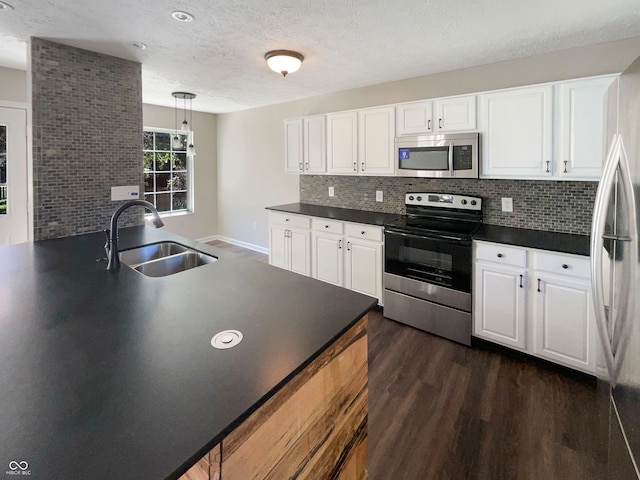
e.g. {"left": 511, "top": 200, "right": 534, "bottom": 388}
{"left": 143, "top": 126, "right": 195, "bottom": 216}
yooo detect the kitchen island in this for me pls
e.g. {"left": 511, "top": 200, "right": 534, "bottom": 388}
{"left": 0, "top": 226, "right": 376, "bottom": 479}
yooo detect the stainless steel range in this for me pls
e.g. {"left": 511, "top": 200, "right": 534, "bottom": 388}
{"left": 384, "top": 193, "right": 482, "bottom": 346}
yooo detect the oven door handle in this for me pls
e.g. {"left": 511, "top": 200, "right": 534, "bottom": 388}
{"left": 385, "top": 229, "right": 468, "bottom": 245}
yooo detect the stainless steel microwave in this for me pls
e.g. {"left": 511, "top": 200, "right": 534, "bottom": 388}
{"left": 395, "top": 132, "right": 479, "bottom": 178}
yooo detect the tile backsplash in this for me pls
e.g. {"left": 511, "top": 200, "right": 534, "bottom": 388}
{"left": 300, "top": 176, "right": 597, "bottom": 235}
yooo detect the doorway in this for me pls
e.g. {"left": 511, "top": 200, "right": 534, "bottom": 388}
{"left": 0, "top": 106, "right": 28, "bottom": 245}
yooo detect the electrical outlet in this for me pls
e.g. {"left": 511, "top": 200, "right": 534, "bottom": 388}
{"left": 111, "top": 186, "right": 140, "bottom": 201}
{"left": 376, "top": 190, "right": 383, "bottom": 202}
{"left": 501, "top": 197, "right": 513, "bottom": 212}
{"left": 328, "top": 186, "right": 335, "bottom": 197}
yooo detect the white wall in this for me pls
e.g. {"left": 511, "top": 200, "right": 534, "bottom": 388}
{"left": 216, "top": 36, "right": 640, "bottom": 249}
{"left": 143, "top": 104, "right": 217, "bottom": 240}
{"left": 0, "top": 66, "right": 27, "bottom": 103}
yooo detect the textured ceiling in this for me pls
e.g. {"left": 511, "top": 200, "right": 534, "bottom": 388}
{"left": 1, "top": 0, "right": 640, "bottom": 113}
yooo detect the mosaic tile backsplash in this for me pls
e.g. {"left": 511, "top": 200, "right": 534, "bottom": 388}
{"left": 300, "top": 176, "right": 598, "bottom": 235}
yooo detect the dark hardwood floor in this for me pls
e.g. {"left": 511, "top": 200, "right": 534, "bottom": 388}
{"left": 209, "top": 240, "right": 609, "bottom": 479}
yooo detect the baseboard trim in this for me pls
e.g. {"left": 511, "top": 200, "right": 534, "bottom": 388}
{"left": 199, "top": 235, "right": 269, "bottom": 255}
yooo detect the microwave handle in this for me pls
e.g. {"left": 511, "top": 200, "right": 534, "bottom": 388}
{"left": 448, "top": 141, "right": 454, "bottom": 176}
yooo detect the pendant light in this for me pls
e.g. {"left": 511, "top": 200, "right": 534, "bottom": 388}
{"left": 171, "top": 91, "right": 196, "bottom": 156}
{"left": 264, "top": 50, "right": 304, "bottom": 77}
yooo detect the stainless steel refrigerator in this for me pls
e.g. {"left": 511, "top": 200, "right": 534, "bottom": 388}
{"left": 591, "top": 55, "right": 640, "bottom": 479}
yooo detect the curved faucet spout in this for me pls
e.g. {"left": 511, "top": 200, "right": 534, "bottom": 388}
{"left": 106, "top": 200, "right": 164, "bottom": 270}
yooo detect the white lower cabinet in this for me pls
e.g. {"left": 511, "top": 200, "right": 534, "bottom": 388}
{"left": 312, "top": 218, "right": 384, "bottom": 304}
{"left": 473, "top": 241, "right": 595, "bottom": 374}
{"left": 271, "top": 213, "right": 384, "bottom": 304}
{"left": 268, "top": 212, "right": 311, "bottom": 276}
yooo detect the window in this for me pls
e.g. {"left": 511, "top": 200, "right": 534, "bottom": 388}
{"left": 143, "top": 129, "right": 192, "bottom": 214}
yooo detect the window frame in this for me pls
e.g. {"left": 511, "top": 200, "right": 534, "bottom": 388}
{"left": 142, "top": 126, "right": 195, "bottom": 216}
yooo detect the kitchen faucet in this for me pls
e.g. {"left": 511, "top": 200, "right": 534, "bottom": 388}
{"left": 105, "top": 199, "right": 164, "bottom": 270}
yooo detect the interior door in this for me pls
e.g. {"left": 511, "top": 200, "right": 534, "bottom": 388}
{"left": 0, "top": 107, "right": 28, "bottom": 245}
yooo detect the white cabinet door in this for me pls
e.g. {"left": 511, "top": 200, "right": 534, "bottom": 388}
{"left": 480, "top": 85, "right": 553, "bottom": 178}
{"left": 269, "top": 225, "right": 289, "bottom": 270}
{"left": 474, "top": 262, "right": 527, "bottom": 349}
{"left": 289, "top": 228, "right": 311, "bottom": 276}
{"left": 358, "top": 106, "right": 395, "bottom": 175}
{"left": 345, "top": 238, "right": 383, "bottom": 303}
{"left": 396, "top": 100, "right": 433, "bottom": 135}
{"left": 304, "top": 115, "right": 326, "bottom": 173}
{"left": 533, "top": 273, "right": 595, "bottom": 372}
{"left": 435, "top": 95, "right": 476, "bottom": 132}
{"left": 312, "top": 233, "right": 343, "bottom": 286}
{"left": 284, "top": 118, "right": 303, "bottom": 173}
{"left": 555, "top": 76, "right": 615, "bottom": 180}
{"left": 327, "top": 111, "right": 358, "bottom": 174}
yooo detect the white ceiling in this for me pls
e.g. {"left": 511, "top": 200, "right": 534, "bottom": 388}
{"left": 1, "top": 0, "right": 639, "bottom": 113}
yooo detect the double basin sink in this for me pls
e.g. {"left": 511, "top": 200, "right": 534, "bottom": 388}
{"left": 120, "top": 242, "right": 217, "bottom": 277}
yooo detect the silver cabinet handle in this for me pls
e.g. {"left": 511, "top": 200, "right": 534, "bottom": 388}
{"left": 361, "top": 162, "right": 365, "bottom": 171}
{"left": 427, "top": 119, "right": 431, "bottom": 130}
{"left": 347, "top": 241, "right": 351, "bottom": 251}
{"left": 438, "top": 118, "right": 443, "bottom": 129}
{"left": 338, "top": 239, "right": 342, "bottom": 249}
{"left": 537, "top": 278, "right": 541, "bottom": 293}
{"left": 353, "top": 162, "right": 357, "bottom": 172}
{"left": 299, "top": 162, "right": 303, "bottom": 171}
{"left": 563, "top": 160, "right": 568, "bottom": 174}
{"left": 545, "top": 160, "right": 550, "bottom": 173}
{"left": 305, "top": 162, "right": 309, "bottom": 170}
{"left": 519, "top": 275, "right": 523, "bottom": 288}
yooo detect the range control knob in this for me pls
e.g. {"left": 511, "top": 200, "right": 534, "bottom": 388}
{"left": 416, "top": 196, "right": 422, "bottom": 201}
{"left": 408, "top": 195, "right": 414, "bottom": 201}
{"left": 470, "top": 200, "right": 477, "bottom": 206}
{"left": 461, "top": 199, "right": 468, "bottom": 205}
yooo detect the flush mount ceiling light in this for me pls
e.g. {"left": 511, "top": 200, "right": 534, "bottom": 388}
{"left": 171, "top": 10, "right": 194, "bottom": 22}
{"left": 132, "top": 41, "right": 147, "bottom": 50}
{"left": 171, "top": 92, "right": 197, "bottom": 156}
{"left": 264, "top": 50, "right": 304, "bottom": 77}
{"left": 0, "top": 1, "right": 15, "bottom": 9}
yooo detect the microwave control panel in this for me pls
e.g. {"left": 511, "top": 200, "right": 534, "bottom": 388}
{"left": 453, "top": 145, "right": 473, "bottom": 170}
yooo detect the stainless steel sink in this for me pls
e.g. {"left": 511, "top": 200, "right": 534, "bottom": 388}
{"left": 120, "top": 242, "right": 188, "bottom": 265}
{"left": 120, "top": 242, "right": 217, "bottom": 277}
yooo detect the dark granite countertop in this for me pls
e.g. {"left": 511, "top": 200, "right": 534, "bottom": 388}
{"left": 0, "top": 226, "right": 376, "bottom": 480}
{"left": 266, "top": 202, "right": 404, "bottom": 227}
{"left": 266, "top": 203, "right": 591, "bottom": 256}
{"left": 473, "top": 224, "right": 590, "bottom": 256}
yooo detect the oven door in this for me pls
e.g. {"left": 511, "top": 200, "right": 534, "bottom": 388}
{"left": 384, "top": 229, "right": 472, "bottom": 293}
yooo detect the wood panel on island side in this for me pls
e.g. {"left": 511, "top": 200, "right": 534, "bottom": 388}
{"left": 179, "top": 314, "right": 368, "bottom": 480}
{"left": 206, "top": 240, "right": 606, "bottom": 479}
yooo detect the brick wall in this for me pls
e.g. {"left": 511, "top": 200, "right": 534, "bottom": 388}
{"left": 300, "top": 176, "right": 597, "bottom": 235}
{"left": 31, "top": 38, "right": 143, "bottom": 240}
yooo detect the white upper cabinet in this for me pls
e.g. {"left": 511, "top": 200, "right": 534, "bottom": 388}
{"left": 285, "top": 116, "right": 326, "bottom": 174}
{"left": 434, "top": 95, "right": 476, "bottom": 132}
{"left": 358, "top": 106, "right": 395, "bottom": 175}
{"left": 303, "top": 115, "right": 326, "bottom": 173}
{"left": 284, "top": 118, "right": 304, "bottom": 173}
{"left": 396, "top": 100, "right": 434, "bottom": 135}
{"left": 396, "top": 96, "right": 475, "bottom": 135}
{"left": 554, "top": 75, "right": 616, "bottom": 180}
{"left": 479, "top": 85, "right": 554, "bottom": 178}
{"left": 327, "top": 110, "right": 359, "bottom": 174}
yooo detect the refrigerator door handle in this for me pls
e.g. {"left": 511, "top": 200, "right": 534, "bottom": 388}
{"left": 591, "top": 134, "right": 621, "bottom": 384}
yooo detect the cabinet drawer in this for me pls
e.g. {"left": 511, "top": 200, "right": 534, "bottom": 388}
{"left": 312, "top": 218, "right": 344, "bottom": 234}
{"left": 475, "top": 242, "right": 527, "bottom": 267}
{"left": 269, "top": 212, "right": 310, "bottom": 229}
{"left": 345, "top": 223, "right": 383, "bottom": 242}
{"left": 534, "top": 251, "right": 590, "bottom": 278}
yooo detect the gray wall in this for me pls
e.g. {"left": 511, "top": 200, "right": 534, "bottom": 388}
{"left": 31, "top": 39, "right": 143, "bottom": 240}
{"left": 217, "top": 37, "right": 640, "bottom": 248}
{"left": 301, "top": 176, "right": 597, "bottom": 235}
